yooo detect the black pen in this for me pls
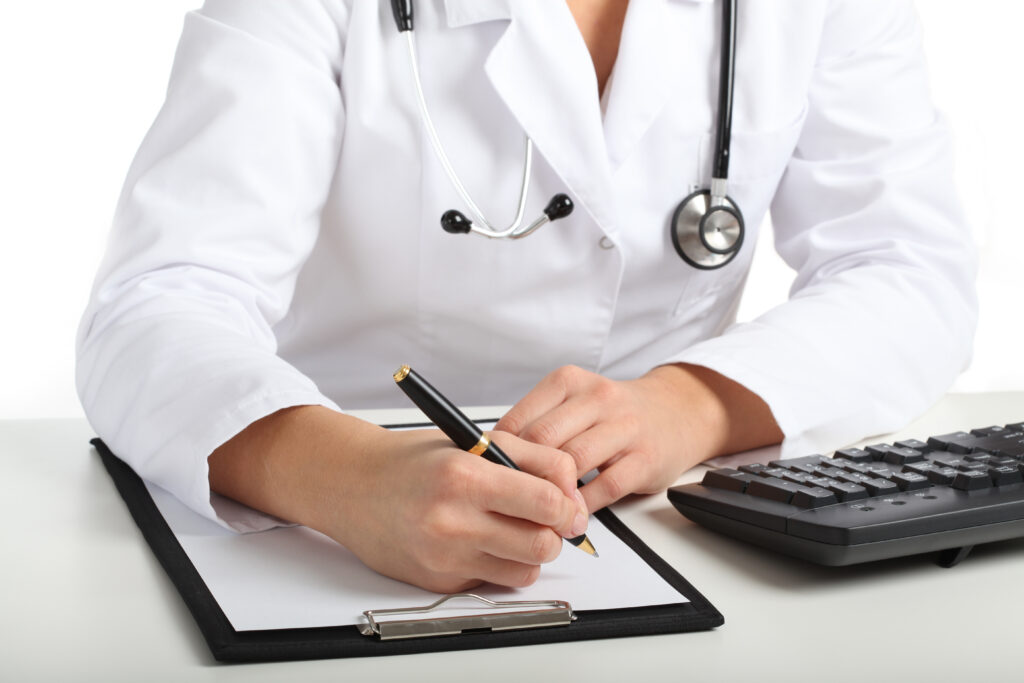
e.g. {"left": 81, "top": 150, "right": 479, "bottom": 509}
{"left": 393, "top": 365, "right": 598, "bottom": 557}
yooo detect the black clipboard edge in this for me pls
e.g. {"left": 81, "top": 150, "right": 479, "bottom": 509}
{"left": 93, "top": 438, "right": 723, "bottom": 662}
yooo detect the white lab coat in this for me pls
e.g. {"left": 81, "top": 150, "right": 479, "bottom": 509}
{"left": 76, "top": 0, "right": 976, "bottom": 531}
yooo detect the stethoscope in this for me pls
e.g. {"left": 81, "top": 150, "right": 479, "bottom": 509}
{"left": 391, "top": 0, "right": 743, "bottom": 269}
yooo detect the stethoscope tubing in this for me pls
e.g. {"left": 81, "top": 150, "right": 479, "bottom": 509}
{"left": 395, "top": 0, "right": 742, "bottom": 269}
{"left": 403, "top": 30, "right": 534, "bottom": 236}
{"left": 712, "top": 0, "right": 737, "bottom": 182}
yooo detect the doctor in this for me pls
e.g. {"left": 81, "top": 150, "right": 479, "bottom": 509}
{"left": 77, "top": 0, "right": 976, "bottom": 592}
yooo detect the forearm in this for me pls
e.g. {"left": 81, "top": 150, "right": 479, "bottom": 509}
{"left": 208, "top": 405, "right": 384, "bottom": 539}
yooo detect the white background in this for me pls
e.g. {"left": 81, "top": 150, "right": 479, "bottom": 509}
{"left": 0, "top": 1, "right": 1021, "bottom": 420}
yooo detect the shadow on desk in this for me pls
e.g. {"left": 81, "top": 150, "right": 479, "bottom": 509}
{"left": 646, "top": 505, "right": 1024, "bottom": 592}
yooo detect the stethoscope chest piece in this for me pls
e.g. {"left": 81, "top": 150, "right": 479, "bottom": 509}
{"left": 671, "top": 189, "right": 745, "bottom": 270}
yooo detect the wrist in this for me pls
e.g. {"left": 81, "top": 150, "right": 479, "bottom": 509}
{"left": 641, "top": 363, "right": 782, "bottom": 459}
{"left": 640, "top": 364, "right": 729, "bottom": 458}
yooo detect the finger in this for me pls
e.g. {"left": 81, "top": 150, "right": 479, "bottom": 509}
{"left": 559, "top": 419, "right": 636, "bottom": 476}
{"left": 470, "top": 463, "right": 579, "bottom": 535}
{"left": 514, "top": 394, "right": 600, "bottom": 450}
{"left": 474, "top": 513, "right": 565, "bottom": 566}
{"left": 579, "top": 453, "right": 652, "bottom": 511}
{"left": 495, "top": 366, "right": 583, "bottom": 435}
{"left": 465, "top": 552, "right": 543, "bottom": 588}
{"left": 489, "top": 431, "right": 579, "bottom": 495}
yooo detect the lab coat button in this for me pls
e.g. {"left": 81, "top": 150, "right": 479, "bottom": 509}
{"left": 598, "top": 236, "right": 615, "bottom": 250}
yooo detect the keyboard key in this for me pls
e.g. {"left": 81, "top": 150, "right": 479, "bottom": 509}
{"left": 746, "top": 477, "right": 803, "bottom": 504}
{"left": 951, "top": 470, "right": 993, "bottom": 491}
{"left": 988, "top": 465, "right": 1024, "bottom": 486}
{"left": 930, "top": 455, "right": 967, "bottom": 469}
{"left": 895, "top": 438, "right": 932, "bottom": 453}
{"left": 779, "top": 471, "right": 810, "bottom": 485}
{"left": 926, "top": 467, "right": 958, "bottom": 485}
{"left": 864, "top": 444, "right": 894, "bottom": 460}
{"left": 701, "top": 468, "right": 755, "bottom": 493}
{"left": 834, "top": 448, "right": 872, "bottom": 463}
{"left": 791, "top": 487, "right": 839, "bottom": 509}
{"left": 990, "top": 436, "right": 1024, "bottom": 458}
{"left": 836, "top": 461, "right": 870, "bottom": 474}
{"left": 805, "top": 476, "right": 837, "bottom": 489}
{"left": 770, "top": 461, "right": 826, "bottom": 476}
{"left": 971, "top": 425, "right": 1012, "bottom": 437}
{"left": 862, "top": 478, "right": 900, "bottom": 496}
{"left": 884, "top": 447, "right": 925, "bottom": 465}
{"left": 835, "top": 471, "right": 871, "bottom": 485}
{"left": 826, "top": 482, "right": 869, "bottom": 502}
{"left": 903, "top": 462, "right": 937, "bottom": 476}
{"left": 868, "top": 467, "right": 900, "bottom": 481}
{"left": 814, "top": 466, "right": 848, "bottom": 479}
{"left": 739, "top": 464, "right": 767, "bottom": 475}
{"left": 964, "top": 453, "right": 993, "bottom": 463}
{"left": 890, "top": 472, "right": 931, "bottom": 491}
{"left": 927, "top": 431, "right": 980, "bottom": 454}
{"left": 759, "top": 467, "right": 789, "bottom": 479}
{"left": 769, "top": 455, "right": 827, "bottom": 470}
{"left": 968, "top": 433, "right": 1024, "bottom": 457}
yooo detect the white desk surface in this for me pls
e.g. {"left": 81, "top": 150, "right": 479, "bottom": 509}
{"left": 3, "top": 393, "right": 1023, "bottom": 682}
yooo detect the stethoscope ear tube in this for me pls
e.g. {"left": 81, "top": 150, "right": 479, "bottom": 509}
{"left": 401, "top": 21, "right": 571, "bottom": 239}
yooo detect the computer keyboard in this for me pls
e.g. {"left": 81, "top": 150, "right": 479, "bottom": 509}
{"left": 668, "top": 422, "right": 1024, "bottom": 567}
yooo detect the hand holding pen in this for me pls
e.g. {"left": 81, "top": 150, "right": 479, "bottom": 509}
{"left": 394, "top": 365, "right": 598, "bottom": 557}
{"left": 211, "top": 367, "right": 594, "bottom": 594}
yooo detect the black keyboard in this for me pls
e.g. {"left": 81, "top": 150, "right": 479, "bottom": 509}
{"left": 668, "top": 423, "right": 1024, "bottom": 567}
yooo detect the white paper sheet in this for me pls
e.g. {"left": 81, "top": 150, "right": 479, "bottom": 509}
{"left": 148, "top": 484, "right": 687, "bottom": 632}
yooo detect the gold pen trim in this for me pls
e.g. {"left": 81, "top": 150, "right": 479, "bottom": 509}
{"left": 467, "top": 434, "right": 490, "bottom": 456}
{"left": 393, "top": 364, "right": 411, "bottom": 382}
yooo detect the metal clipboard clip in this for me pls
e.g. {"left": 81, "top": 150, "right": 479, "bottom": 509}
{"left": 360, "top": 593, "right": 576, "bottom": 640}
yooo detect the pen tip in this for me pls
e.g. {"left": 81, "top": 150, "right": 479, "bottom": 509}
{"left": 577, "top": 536, "right": 598, "bottom": 557}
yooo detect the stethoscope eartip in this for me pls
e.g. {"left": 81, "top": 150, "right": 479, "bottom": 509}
{"left": 440, "top": 210, "right": 472, "bottom": 234}
{"left": 544, "top": 194, "right": 574, "bottom": 221}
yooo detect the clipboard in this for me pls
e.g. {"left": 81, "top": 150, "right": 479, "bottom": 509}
{"left": 93, "top": 437, "right": 723, "bottom": 662}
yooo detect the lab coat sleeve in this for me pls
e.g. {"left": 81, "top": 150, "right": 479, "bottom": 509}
{"left": 76, "top": 0, "right": 348, "bottom": 531}
{"left": 665, "top": 0, "right": 978, "bottom": 455}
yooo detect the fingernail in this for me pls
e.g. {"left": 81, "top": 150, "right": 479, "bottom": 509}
{"left": 571, "top": 490, "right": 588, "bottom": 536}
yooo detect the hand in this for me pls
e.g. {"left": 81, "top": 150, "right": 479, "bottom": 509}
{"left": 495, "top": 364, "right": 782, "bottom": 512}
{"left": 326, "top": 427, "right": 590, "bottom": 593}
{"left": 209, "top": 407, "right": 590, "bottom": 593}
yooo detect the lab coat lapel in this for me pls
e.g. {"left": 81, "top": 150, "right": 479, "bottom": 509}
{"left": 603, "top": 0, "right": 715, "bottom": 173}
{"left": 447, "top": 0, "right": 616, "bottom": 230}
